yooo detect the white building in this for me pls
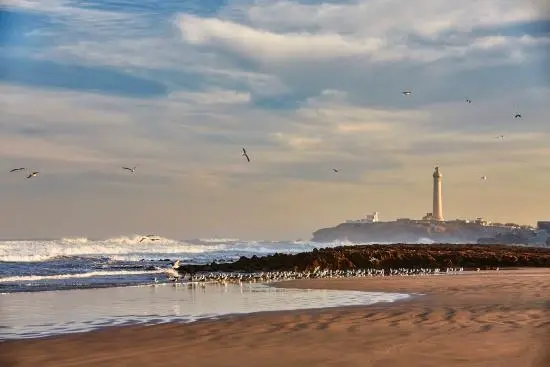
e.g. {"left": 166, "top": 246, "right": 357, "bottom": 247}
{"left": 346, "top": 212, "right": 379, "bottom": 224}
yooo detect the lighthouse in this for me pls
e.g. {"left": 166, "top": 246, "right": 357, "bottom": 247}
{"left": 432, "top": 166, "right": 444, "bottom": 221}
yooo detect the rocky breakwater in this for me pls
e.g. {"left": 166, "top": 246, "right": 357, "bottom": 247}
{"left": 175, "top": 244, "right": 550, "bottom": 275}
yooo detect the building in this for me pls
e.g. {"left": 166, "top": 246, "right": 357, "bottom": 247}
{"left": 432, "top": 166, "right": 444, "bottom": 221}
{"left": 365, "top": 212, "right": 379, "bottom": 223}
{"left": 345, "top": 212, "right": 379, "bottom": 224}
{"left": 422, "top": 212, "right": 434, "bottom": 221}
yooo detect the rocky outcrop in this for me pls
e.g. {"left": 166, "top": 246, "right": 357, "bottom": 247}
{"left": 175, "top": 244, "right": 550, "bottom": 275}
{"left": 311, "top": 221, "right": 534, "bottom": 243}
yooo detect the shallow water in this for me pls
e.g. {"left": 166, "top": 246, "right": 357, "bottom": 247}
{"left": 0, "top": 282, "right": 411, "bottom": 339}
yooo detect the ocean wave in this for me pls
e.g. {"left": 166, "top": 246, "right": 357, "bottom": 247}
{"left": 0, "top": 236, "right": 356, "bottom": 263}
{"left": 0, "top": 269, "right": 164, "bottom": 283}
{"left": 197, "top": 238, "right": 241, "bottom": 243}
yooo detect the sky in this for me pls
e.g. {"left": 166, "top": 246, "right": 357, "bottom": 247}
{"left": 0, "top": 0, "right": 549, "bottom": 240}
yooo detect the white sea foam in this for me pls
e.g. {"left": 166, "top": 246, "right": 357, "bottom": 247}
{"left": 0, "top": 282, "right": 412, "bottom": 339}
{"left": 0, "top": 270, "right": 164, "bottom": 283}
{"left": 0, "top": 236, "right": 355, "bottom": 262}
{"left": 198, "top": 238, "right": 241, "bottom": 243}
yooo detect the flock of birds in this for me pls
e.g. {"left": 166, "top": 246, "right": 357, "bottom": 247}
{"left": 402, "top": 91, "right": 523, "bottom": 183}
{"left": 4, "top": 89, "right": 519, "bottom": 286}
{"left": 157, "top": 261, "right": 501, "bottom": 286}
{"left": 8, "top": 91, "right": 523, "bottom": 183}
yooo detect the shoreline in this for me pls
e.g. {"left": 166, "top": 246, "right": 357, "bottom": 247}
{"left": 1, "top": 268, "right": 549, "bottom": 367}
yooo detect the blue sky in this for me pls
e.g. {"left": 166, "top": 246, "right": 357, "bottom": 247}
{"left": 0, "top": 0, "right": 549, "bottom": 239}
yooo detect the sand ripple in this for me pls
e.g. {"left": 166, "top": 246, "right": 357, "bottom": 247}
{"left": 1, "top": 268, "right": 549, "bottom": 367}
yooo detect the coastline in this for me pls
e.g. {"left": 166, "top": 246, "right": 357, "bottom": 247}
{"left": 1, "top": 268, "right": 549, "bottom": 367}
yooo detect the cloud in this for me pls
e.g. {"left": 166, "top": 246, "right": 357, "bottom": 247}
{"left": 177, "top": 1, "right": 549, "bottom": 65}
{"left": 178, "top": 13, "right": 386, "bottom": 61}
{"left": 0, "top": 0, "right": 550, "bottom": 238}
{"left": 0, "top": 55, "right": 167, "bottom": 97}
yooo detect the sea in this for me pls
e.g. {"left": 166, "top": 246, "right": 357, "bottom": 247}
{"left": 0, "top": 236, "right": 416, "bottom": 339}
{"left": 0, "top": 236, "right": 365, "bottom": 293}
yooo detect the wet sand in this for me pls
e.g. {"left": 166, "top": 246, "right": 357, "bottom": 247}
{"left": 1, "top": 268, "right": 549, "bottom": 367}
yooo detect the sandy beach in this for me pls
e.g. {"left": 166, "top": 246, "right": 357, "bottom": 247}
{"left": 1, "top": 268, "right": 549, "bottom": 367}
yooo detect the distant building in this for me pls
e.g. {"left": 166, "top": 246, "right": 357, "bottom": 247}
{"left": 365, "top": 212, "right": 379, "bottom": 223}
{"left": 474, "top": 217, "right": 489, "bottom": 226}
{"left": 422, "top": 212, "right": 434, "bottom": 221}
{"left": 396, "top": 218, "right": 412, "bottom": 223}
{"left": 537, "top": 221, "right": 550, "bottom": 231}
{"left": 432, "top": 166, "right": 444, "bottom": 221}
{"left": 345, "top": 212, "right": 379, "bottom": 224}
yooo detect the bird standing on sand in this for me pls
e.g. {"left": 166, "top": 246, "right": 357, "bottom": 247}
{"left": 402, "top": 91, "right": 412, "bottom": 96}
{"left": 242, "top": 148, "right": 250, "bottom": 162}
{"left": 26, "top": 171, "right": 39, "bottom": 179}
{"left": 9, "top": 168, "right": 26, "bottom": 173}
{"left": 122, "top": 166, "right": 137, "bottom": 173}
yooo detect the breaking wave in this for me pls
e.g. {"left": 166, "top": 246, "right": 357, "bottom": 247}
{"left": 0, "top": 236, "right": 355, "bottom": 263}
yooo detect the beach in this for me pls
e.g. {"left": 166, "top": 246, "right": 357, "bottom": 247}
{"left": 1, "top": 268, "right": 549, "bottom": 367}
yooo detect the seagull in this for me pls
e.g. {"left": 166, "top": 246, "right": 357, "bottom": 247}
{"left": 495, "top": 135, "right": 504, "bottom": 140}
{"left": 172, "top": 260, "right": 181, "bottom": 270}
{"left": 139, "top": 234, "right": 160, "bottom": 243}
{"left": 332, "top": 168, "right": 339, "bottom": 173}
{"left": 402, "top": 91, "right": 412, "bottom": 96}
{"left": 514, "top": 113, "right": 522, "bottom": 118}
{"left": 465, "top": 98, "right": 472, "bottom": 103}
{"left": 163, "top": 267, "right": 181, "bottom": 281}
{"left": 122, "top": 166, "right": 137, "bottom": 173}
{"left": 26, "top": 171, "right": 39, "bottom": 179}
{"left": 481, "top": 176, "right": 487, "bottom": 181}
{"left": 9, "top": 168, "right": 26, "bottom": 173}
{"left": 242, "top": 148, "right": 250, "bottom": 162}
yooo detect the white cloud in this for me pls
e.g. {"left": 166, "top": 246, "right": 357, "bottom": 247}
{"left": 2, "top": 0, "right": 550, "bottom": 237}
{"left": 9, "top": 0, "right": 544, "bottom": 86}
{"left": 167, "top": 89, "right": 251, "bottom": 105}
{"left": 176, "top": 9, "right": 549, "bottom": 67}
{"left": 242, "top": 0, "right": 543, "bottom": 37}
{"left": 177, "top": 13, "right": 386, "bottom": 60}
{"left": 271, "top": 132, "right": 324, "bottom": 150}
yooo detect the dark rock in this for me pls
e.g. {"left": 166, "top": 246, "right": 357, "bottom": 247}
{"left": 175, "top": 244, "right": 550, "bottom": 274}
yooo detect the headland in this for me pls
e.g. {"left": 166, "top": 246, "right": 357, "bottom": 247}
{"left": 311, "top": 166, "right": 550, "bottom": 246}
{"left": 310, "top": 218, "right": 539, "bottom": 243}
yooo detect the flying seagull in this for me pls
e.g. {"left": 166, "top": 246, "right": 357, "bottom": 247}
{"left": 495, "top": 135, "right": 504, "bottom": 140}
{"left": 514, "top": 113, "right": 522, "bottom": 118}
{"left": 26, "top": 171, "right": 39, "bottom": 179}
{"left": 402, "top": 91, "right": 412, "bottom": 96}
{"left": 465, "top": 98, "right": 472, "bottom": 103}
{"left": 242, "top": 148, "right": 250, "bottom": 162}
{"left": 481, "top": 176, "right": 487, "bottom": 181}
{"left": 9, "top": 168, "right": 26, "bottom": 173}
{"left": 332, "top": 168, "right": 339, "bottom": 173}
{"left": 122, "top": 166, "right": 137, "bottom": 173}
{"left": 139, "top": 234, "right": 160, "bottom": 243}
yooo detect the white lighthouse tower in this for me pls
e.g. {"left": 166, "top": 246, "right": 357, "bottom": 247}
{"left": 432, "top": 166, "right": 444, "bottom": 221}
